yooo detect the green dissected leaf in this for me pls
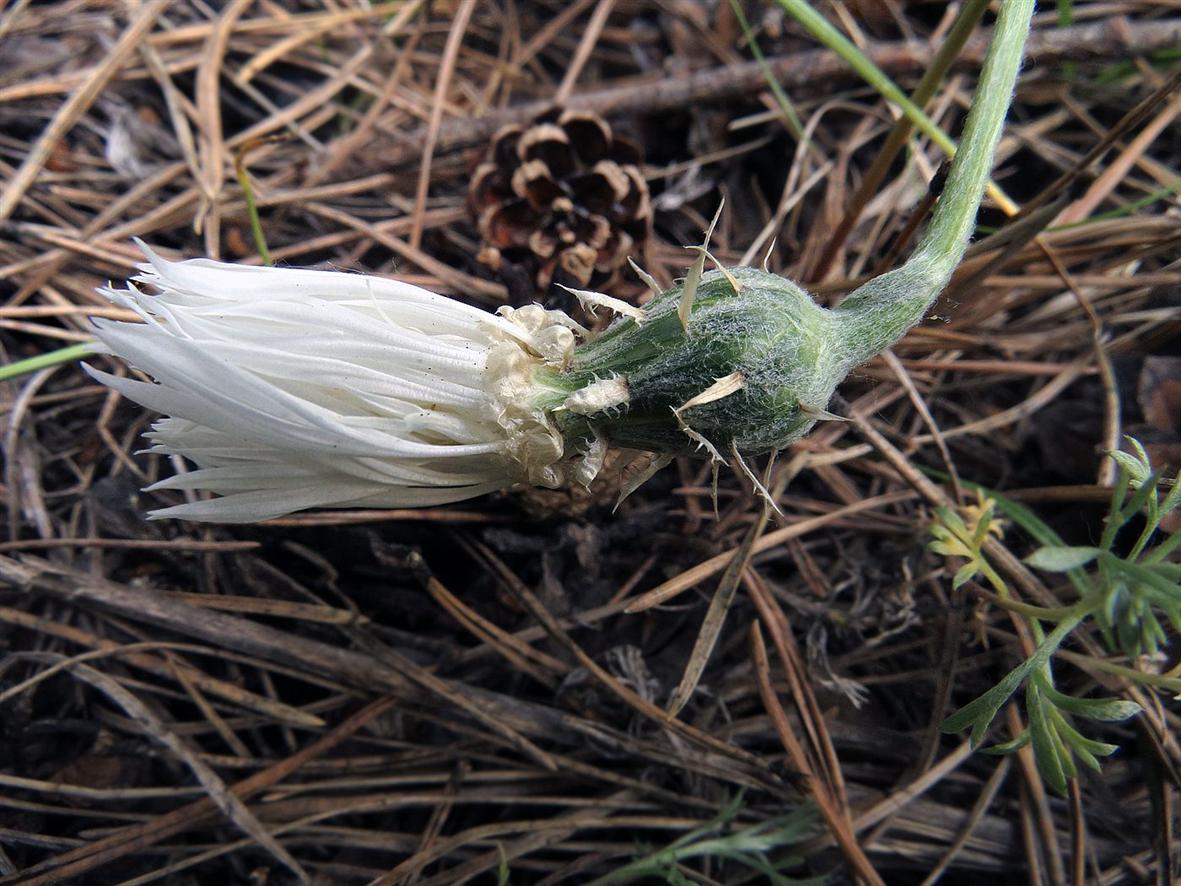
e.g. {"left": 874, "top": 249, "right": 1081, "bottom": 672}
{"left": 1037, "top": 683, "right": 1141, "bottom": 722}
{"left": 929, "top": 541, "right": 953, "bottom": 558}
{"left": 1161, "top": 475, "right": 1181, "bottom": 515}
{"left": 1136, "top": 617, "right": 1159, "bottom": 659}
{"left": 984, "top": 730, "right": 1030, "bottom": 755}
{"left": 497, "top": 845, "right": 511, "bottom": 886}
{"left": 931, "top": 437, "right": 1177, "bottom": 787}
{"left": 1108, "top": 448, "right": 1150, "bottom": 488}
{"left": 941, "top": 655, "right": 1037, "bottom": 743}
{"left": 1027, "top": 683, "right": 1072, "bottom": 792}
{"left": 1102, "top": 554, "right": 1180, "bottom": 603}
{"left": 1147, "top": 611, "right": 1169, "bottom": 651}
{"left": 1049, "top": 709, "right": 1119, "bottom": 770}
{"left": 1153, "top": 562, "right": 1181, "bottom": 580}
{"left": 1127, "top": 436, "right": 1152, "bottom": 465}
{"left": 1047, "top": 710, "right": 1101, "bottom": 773}
{"left": 584, "top": 797, "right": 821, "bottom": 886}
{"left": 937, "top": 506, "right": 965, "bottom": 530}
{"left": 930, "top": 508, "right": 967, "bottom": 547}
{"left": 1025, "top": 546, "right": 1101, "bottom": 572}
{"left": 1162, "top": 604, "right": 1181, "bottom": 635}
{"left": 1122, "top": 469, "right": 1161, "bottom": 522}
{"left": 944, "top": 613, "right": 1084, "bottom": 744}
{"left": 1099, "top": 578, "right": 1125, "bottom": 627}
{"left": 952, "top": 562, "right": 980, "bottom": 590}
{"left": 971, "top": 499, "right": 999, "bottom": 547}
{"left": 1145, "top": 526, "right": 1181, "bottom": 564}
{"left": 1022, "top": 668, "right": 1126, "bottom": 788}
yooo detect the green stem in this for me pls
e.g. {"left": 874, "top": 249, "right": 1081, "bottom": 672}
{"left": 234, "top": 148, "right": 272, "bottom": 266}
{"left": 977, "top": 558, "right": 1012, "bottom": 601}
{"left": 1055, "top": 647, "right": 1181, "bottom": 692}
{"left": 982, "top": 592, "right": 1079, "bottom": 623}
{"left": 1033, "top": 611, "right": 1087, "bottom": 670}
{"left": 0, "top": 342, "right": 96, "bottom": 382}
{"left": 832, "top": 0, "right": 1034, "bottom": 370}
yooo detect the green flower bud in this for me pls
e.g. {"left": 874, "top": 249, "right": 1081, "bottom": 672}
{"left": 541, "top": 268, "right": 842, "bottom": 456}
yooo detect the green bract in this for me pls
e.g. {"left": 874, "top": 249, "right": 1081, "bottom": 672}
{"left": 543, "top": 268, "right": 839, "bottom": 456}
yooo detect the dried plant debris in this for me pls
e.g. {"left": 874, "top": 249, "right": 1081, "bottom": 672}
{"left": 1, "top": 1, "right": 1181, "bottom": 884}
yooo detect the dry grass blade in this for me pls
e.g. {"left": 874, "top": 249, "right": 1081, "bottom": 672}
{"left": 0, "top": 0, "right": 171, "bottom": 221}
{"left": 193, "top": 0, "right": 251, "bottom": 250}
{"left": 920, "top": 756, "right": 1011, "bottom": 886}
{"left": 625, "top": 491, "right": 916, "bottom": 612}
{"left": 373, "top": 792, "right": 635, "bottom": 886}
{"left": 461, "top": 537, "right": 777, "bottom": 777}
{"left": 3, "top": 698, "right": 396, "bottom": 885}
{"left": 1005, "top": 705, "right": 1066, "bottom": 885}
{"left": 746, "top": 572, "right": 848, "bottom": 809}
{"left": 162, "top": 592, "right": 366, "bottom": 625}
{"left": 421, "top": 574, "right": 568, "bottom": 687}
{"left": 0, "top": 605, "right": 325, "bottom": 727}
{"left": 35, "top": 655, "right": 310, "bottom": 884}
{"left": 810, "top": 0, "right": 991, "bottom": 281}
{"left": 750, "top": 622, "right": 883, "bottom": 886}
{"left": 666, "top": 502, "right": 770, "bottom": 717}
{"left": 554, "top": 0, "right": 615, "bottom": 104}
{"left": 409, "top": 0, "right": 476, "bottom": 252}
{"left": 345, "top": 628, "right": 560, "bottom": 772}
{"left": 0, "top": 555, "right": 566, "bottom": 756}
{"left": 358, "top": 17, "right": 1181, "bottom": 167}
{"left": 0, "top": 537, "right": 258, "bottom": 552}
{"left": 881, "top": 349, "right": 962, "bottom": 503}
{"left": 1056, "top": 94, "right": 1181, "bottom": 226}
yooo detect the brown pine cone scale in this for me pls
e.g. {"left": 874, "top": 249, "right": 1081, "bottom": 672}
{"left": 470, "top": 108, "right": 650, "bottom": 296}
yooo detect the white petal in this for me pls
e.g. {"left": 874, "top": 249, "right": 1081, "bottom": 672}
{"left": 89, "top": 245, "right": 575, "bottom": 522}
{"left": 148, "top": 479, "right": 506, "bottom": 523}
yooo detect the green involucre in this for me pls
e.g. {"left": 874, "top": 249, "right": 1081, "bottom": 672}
{"left": 552, "top": 267, "right": 841, "bottom": 456}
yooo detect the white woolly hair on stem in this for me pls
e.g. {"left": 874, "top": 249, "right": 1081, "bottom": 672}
{"left": 86, "top": 243, "right": 570, "bottom": 522}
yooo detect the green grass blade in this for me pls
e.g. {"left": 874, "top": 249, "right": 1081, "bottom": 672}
{"left": 0, "top": 342, "right": 96, "bottom": 382}
{"left": 729, "top": 0, "right": 804, "bottom": 139}
{"left": 772, "top": 0, "right": 1017, "bottom": 214}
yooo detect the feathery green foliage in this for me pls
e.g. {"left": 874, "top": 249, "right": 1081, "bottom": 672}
{"left": 584, "top": 795, "right": 822, "bottom": 886}
{"left": 935, "top": 440, "right": 1180, "bottom": 793}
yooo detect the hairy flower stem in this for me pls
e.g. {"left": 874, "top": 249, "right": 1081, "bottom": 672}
{"left": 833, "top": 0, "right": 1035, "bottom": 369}
{"left": 558, "top": 1, "right": 1036, "bottom": 461}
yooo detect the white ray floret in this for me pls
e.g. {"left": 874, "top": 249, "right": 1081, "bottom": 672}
{"left": 87, "top": 244, "right": 575, "bottom": 522}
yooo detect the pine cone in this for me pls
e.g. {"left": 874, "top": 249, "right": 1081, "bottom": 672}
{"left": 470, "top": 108, "right": 650, "bottom": 298}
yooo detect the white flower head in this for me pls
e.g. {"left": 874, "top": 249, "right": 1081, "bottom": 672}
{"left": 87, "top": 243, "right": 580, "bottom": 522}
